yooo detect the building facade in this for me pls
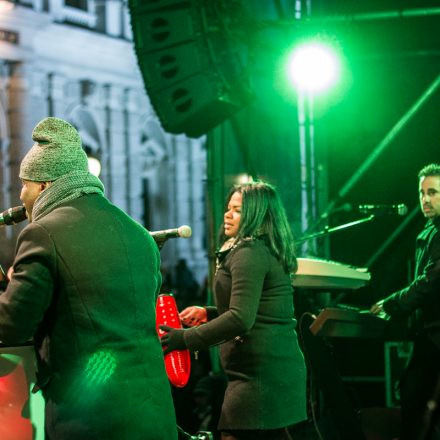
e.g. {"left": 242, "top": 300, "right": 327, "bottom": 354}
{"left": 0, "top": 0, "right": 208, "bottom": 284}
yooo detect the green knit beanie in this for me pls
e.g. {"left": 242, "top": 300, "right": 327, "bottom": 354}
{"left": 19, "top": 117, "right": 88, "bottom": 182}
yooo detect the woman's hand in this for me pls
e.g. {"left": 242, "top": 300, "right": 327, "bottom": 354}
{"left": 159, "top": 325, "right": 186, "bottom": 355}
{"left": 179, "top": 306, "right": 208, "bottom": 327}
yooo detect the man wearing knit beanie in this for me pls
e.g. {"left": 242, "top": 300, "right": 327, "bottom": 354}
{"left": 18, "top": 117, "right": 91, "bottom": 222}
{"left": 0, "top": 117, "right": 177, "bottom": 439}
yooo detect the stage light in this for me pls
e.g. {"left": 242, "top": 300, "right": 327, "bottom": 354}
{"left": 286, "top": 42, "right": 341, "bottom": 94}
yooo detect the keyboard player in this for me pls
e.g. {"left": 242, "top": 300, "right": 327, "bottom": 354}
{"left": 370, "top": 164, "right": 440, "bottom": 440}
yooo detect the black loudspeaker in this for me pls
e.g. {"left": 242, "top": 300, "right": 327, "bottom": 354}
{"left": 128, "top": 0, "right": 253, "bottom": 138}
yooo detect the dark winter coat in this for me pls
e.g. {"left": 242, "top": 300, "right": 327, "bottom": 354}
{"left": 0, "top": 194, "right": 177, "bottom": 440}
{"left": 383, "top": 216, "right": 440, "bottom": 348}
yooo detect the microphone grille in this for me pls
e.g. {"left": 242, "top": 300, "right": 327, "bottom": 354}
{"left": 178, "top": 225, "right": 192, "bottom": 238}
{"left": 398, "top": 204, "right": 408, "bottom": 216}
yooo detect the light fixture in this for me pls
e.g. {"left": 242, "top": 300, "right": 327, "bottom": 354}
{"left": 286, "top": 41, "right": 341, "bottom": 94}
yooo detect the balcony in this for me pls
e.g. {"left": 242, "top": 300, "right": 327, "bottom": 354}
{"left": 56, "top": 5, "right": 96, "bottom": 28}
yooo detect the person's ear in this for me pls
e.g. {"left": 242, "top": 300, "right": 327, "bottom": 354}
{"left": 39, "top": 182, "right": 49, "bottom": 192}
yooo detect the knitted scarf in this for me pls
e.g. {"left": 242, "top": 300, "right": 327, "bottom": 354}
{"left": 32, "top": 170, "right": 105, "bottom": 222}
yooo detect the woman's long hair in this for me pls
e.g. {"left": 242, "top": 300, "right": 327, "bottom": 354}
{"left": 219, "top": 181, "right": 297, "bottom": 273}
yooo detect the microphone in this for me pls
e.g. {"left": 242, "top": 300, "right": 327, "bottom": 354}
{"left": 359, "top": 204, "right": 408, "bottom": 216}
{"left": 149, "top": 225, "right": 192, "bottom": 240}
{"left": 0, "top": 206, "right": 27, "bottom": 227}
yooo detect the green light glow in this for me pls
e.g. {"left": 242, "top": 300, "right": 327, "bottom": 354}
{"left": 286, "top": 42, "right": 341, "bottom": 94}
{"left": 84, "top": 350, "right": 117, "bottom": 385}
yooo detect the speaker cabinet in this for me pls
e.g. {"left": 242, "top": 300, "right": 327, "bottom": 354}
{"left": 128, "top": 0, "right": 253, "bottom": 137}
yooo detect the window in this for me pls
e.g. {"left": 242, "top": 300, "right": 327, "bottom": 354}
{"left": 61, "top": 0, "right": 96, "bottom": 28}
{"left": 65, "top": 0, "right": 88, "bottom": 11}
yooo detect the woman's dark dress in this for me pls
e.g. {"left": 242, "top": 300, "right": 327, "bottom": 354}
{"left": 183, "top": 238, "right": 307, "bottom": 430}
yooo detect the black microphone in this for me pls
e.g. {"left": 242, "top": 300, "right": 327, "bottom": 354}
{"left": 149, "top": 225, "right": 192, "bottom": 240}
{"left": 358, "top": 204, "right": 408, "bottom": 216}
{"left": 0, "top": 206, "right": 27, "bottom": 227}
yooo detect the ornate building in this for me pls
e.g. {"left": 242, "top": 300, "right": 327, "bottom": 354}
{"left": 0, "top": 0, "right": 208, "bottom": 284}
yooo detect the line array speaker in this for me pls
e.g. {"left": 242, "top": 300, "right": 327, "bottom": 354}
{"left": 128, "top": 0, "right": 253, "bottom": 137}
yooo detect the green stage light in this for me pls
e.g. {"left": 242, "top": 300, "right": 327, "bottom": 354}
{"left": 286, "top": 42, "right": 341, "bottom": 94}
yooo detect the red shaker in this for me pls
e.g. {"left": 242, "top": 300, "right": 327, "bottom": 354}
{"left": 156, "top": 293, "right": 191, "bottom": 387}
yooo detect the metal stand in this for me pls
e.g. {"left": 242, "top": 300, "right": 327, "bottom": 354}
{"left": 296, "top": 215, "right": 375, "bottom": 245}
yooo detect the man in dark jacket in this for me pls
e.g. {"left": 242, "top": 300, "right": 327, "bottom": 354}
{"left": 0, "top": 117, "right": 177, "bottom": 439}
{"left": 371, "top": 163, "right": 440, "bottom": 440}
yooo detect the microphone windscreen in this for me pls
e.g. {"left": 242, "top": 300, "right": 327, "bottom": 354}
{"left": 398, "top": 204, "right": 408, "bottom": 216}
{"left": 178, "top": 225, "right": 192, "bottom": 238}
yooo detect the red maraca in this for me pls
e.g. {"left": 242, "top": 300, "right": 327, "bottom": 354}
{"left": 156, "top": 293, "right": 191, "bottom": 387}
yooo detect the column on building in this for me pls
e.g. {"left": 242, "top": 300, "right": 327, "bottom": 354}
{"left": 90, "top": 83, "right": 109, "bottom": 197}
{"left": 7, "top": 62, "right": 38, "bottom": 253}
{"left": 0, "top": 60, "right": 12, "bottom": 256}
{"left": 72, "top": 81, "right": 105, "bottom": 186}
{"left": 126, "top": 91, "right": 152, "bottom": 223}
{"left": 140, "top": 118, "right": 170, "bottom": 231}
{"left": 0, "top": 62, "right": 11, "bottom": 211}
{"left": 47, "top": 72, "right": 68, "bottom": 118}
{"left": 167, "top": 134, "right": 207, "bottom": 284}
{"left": 173, "top": 134, "right": 192, "bottom": 259}
{"left": 187, "top": 137, "right": 208, "bottom": 284}
{"left": 103, "top": 84, "right": 127, "bottom": 209}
